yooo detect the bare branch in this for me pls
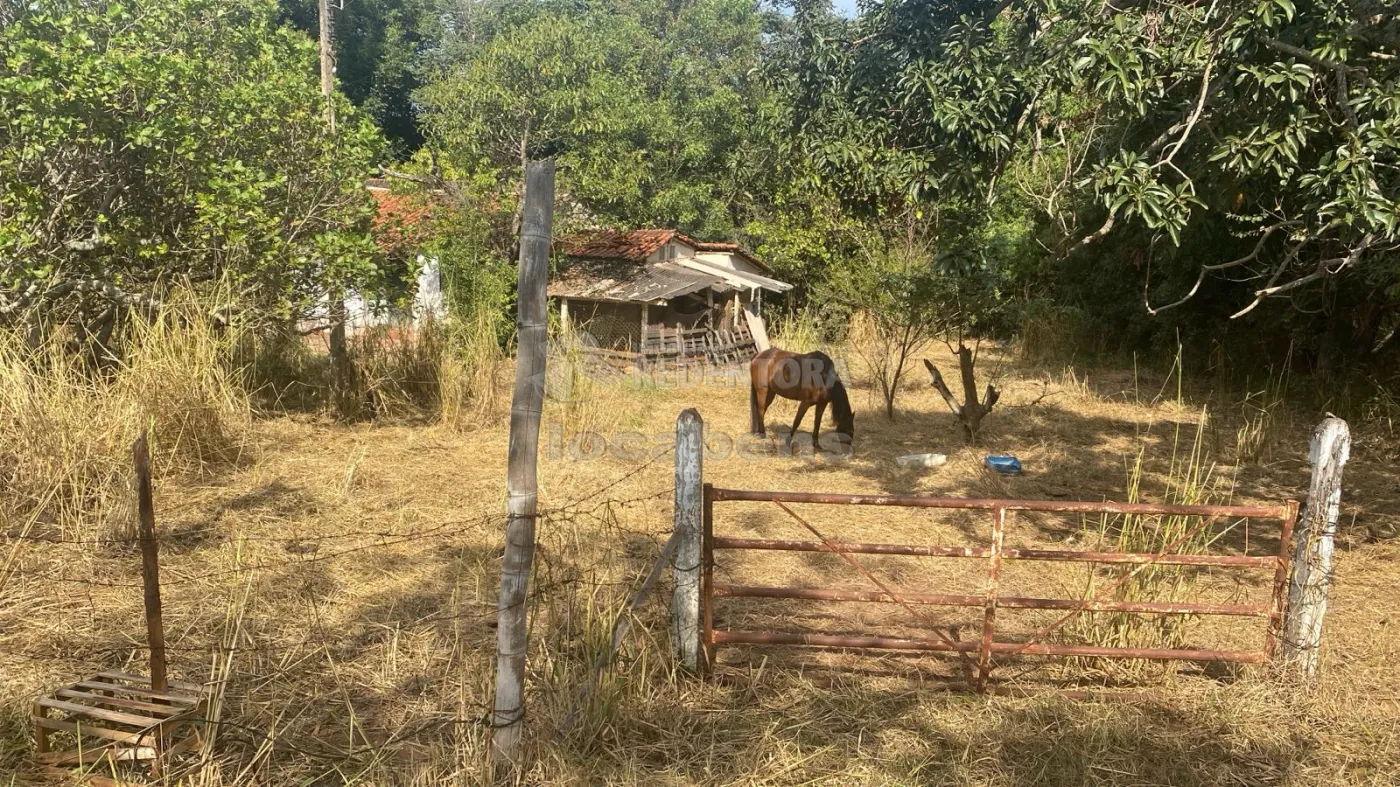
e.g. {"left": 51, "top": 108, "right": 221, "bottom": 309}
{"left": 1068, "top": 212, "right": 1115, "bottom": 254}
{"left": 1159, "top": 50, "right": 1218, "bottom": 167}
{"left": 1230, "top": 234, "right": 1375, "bottom": 319}
{"left": 1006, "top": 379, "right": 1064, "bottom": 409}
{"left": 983, "top": 383, "right": 1001, "bottom": 412}
{"left": 1145, "top": 222, "right": 1294, "bottom": 315}
{"left": 923, "top": 359, "right": 963, "bottom": 417}
{"left": 378, "top": 164, "right": 463, "bottom": 204}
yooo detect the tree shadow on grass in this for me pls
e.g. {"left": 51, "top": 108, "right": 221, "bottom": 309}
{"left": 559, "top": 653, "right": 1319, "bottom": 786}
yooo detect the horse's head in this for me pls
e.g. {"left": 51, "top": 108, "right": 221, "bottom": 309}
{"left": 830, "top": 379, "right": 855, "bottom": 445}
{"left": 836, "top": 412, "right": 855, "bottom": 444}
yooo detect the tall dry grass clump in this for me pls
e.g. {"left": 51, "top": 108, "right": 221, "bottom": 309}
{"left": 1068, "top": 409, "right": 1229, "bottom": 678}
{"left": 351, "top": 312, "right": 505, "bottom": 427}
{"left": 239, "top": 310, "right": 505, "bottom": 427}
{"left": 1235, "top": 367, "right": 1290, "bottom": 464}
{"left": 770, "top": 309, "right": 825, "bottom": 353}
{"left": 0, "top": 297, "right": 251, "bottom": 540}
{"left": 437, "top": 309, "right": 506, "bottom": 430}
{"left": 1018, "top": 301, "right": 1088, "bottom": 363}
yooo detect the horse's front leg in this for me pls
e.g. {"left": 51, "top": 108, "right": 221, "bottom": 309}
{"left": 812, "top": 400, "right": 827, "bottom": 450}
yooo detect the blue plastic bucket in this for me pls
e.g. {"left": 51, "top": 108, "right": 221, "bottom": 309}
{"left": 985, "top": 454, "right": 1022, "bottom": 475}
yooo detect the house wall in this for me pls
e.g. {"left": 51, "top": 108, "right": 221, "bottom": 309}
{"left": 695, "top": 251, "right": 766, "bottom": 277}
{"left": 646, "top": 239, "right": 698, "bottom": 264}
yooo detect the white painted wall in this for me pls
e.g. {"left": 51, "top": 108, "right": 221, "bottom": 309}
{"left": 305, "top": 256, "right": 447, "bottom": 337}
{"left": 694, "top": 251, "right": 766, "bottom": 276}
{"left": 647, "top": 239, "right": 697, "bottom": 264}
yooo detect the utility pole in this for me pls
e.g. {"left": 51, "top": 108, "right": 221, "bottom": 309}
{"left": 318, "top": 0, "right": 336, "bottom": 132}
{"left": 319, "top": 0, "right": 349, "bottom": 415}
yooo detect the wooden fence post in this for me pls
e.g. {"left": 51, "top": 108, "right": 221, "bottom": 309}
{"left": 672, "top": 408, "right": 704, "bottom": 670}
{"left": 132, "top": 433, "right": 167, "bottom": 694}
{"left": 490, "top": 159, "right": 554, "bottom": 768}
{"left": 1282, "top": 416, "right": 1350, "bottom": 678}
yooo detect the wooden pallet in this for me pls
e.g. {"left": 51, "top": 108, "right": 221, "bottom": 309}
{"left": 33, "top": 671, "right": 208, "bottom": 783}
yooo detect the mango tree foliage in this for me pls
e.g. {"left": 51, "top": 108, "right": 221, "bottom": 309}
{"left": 0, "top": 0, "right": 384, "bottom": 336}
{"left": 747, "top": 0, "right": 1041, "bottom": 328}
{"left": 762, "top": 0, "right": 1079, "bottom": 224}
{"left": 1062, "top": 0, "right": 1400, "bottom": 317}
{"left": 416, "top": 0, "right": 763, "bottom": 238}
{"left": 761, "top": 0, "right": 1398, "bottom": 323}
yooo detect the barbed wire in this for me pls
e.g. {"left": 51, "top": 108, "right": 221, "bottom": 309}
{"left": 0, "top": 449, "right": 686, "bottom": 772}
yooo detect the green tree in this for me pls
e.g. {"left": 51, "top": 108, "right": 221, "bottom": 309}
{"left": 1063, "top": 0, "right": 1400, "bottom": 319}
{"left": 277, "top": 0, "right": 439, "bottom": 158}
{"left": 415, "top": 0, "right": 764, "bottom": 238}
{"left": 0, "top": 0, "right": 385, "bottom": 340}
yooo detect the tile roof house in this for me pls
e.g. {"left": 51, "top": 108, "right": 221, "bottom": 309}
{"left": 550, "top": 229, "right": 792, "bottom": 362}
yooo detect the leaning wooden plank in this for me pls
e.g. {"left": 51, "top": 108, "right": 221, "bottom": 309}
{"left": 36, "top": 698, "right": 158, "bottom": 728}
{"left": 161, "top": 730, "right": 205, "bottom": 758}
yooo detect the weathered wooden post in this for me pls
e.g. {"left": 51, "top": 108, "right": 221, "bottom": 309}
{"left": 490, "top": 159, "right": 554, "bottom": 768}
{"left": 1282, "top": 416, "right": 1350, "bottom": 678}
{"left": 31, "top": 434, "right": 208, "bottom": 779}
{"left": 133, "top": 433, "right": 167, "bottom": 695}
{"left": 671, "top": 408, "right": 704, "bottom": 670}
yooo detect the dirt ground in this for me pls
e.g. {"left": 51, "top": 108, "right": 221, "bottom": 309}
{"left": 3, "top": 346, "right": 1398, "bottom": 785}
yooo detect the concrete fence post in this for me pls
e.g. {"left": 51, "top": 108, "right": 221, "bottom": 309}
{"left": 1282, "top": 416, "right": 1350, "bottom": 678}
{"left": 671, "top": 408, "right": 704, "bottom": 670}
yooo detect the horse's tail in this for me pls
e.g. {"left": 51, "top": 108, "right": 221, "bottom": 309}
{"left": 750, "top": 377, "right": 762, "bottom": 434}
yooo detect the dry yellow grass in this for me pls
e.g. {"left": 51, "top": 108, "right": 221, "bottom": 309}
{"left": 1, "top": 337, "right": 1398, "bottom": 786}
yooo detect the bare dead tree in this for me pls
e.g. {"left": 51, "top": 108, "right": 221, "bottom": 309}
{"left": 924, "top": 338, "right": 1001, "bottom": 444}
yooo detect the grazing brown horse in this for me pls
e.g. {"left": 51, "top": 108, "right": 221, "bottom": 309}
{"left": 750, "top": 348, "right": 855, "bottom": 449}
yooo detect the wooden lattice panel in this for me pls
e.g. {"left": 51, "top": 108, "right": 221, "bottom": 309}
{"left": 33, "top": 671, "right": 208, "bottom": 782}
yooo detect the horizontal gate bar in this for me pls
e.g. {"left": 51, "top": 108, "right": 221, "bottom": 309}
{"left": 709, "top": 488, "right": 1291, "bottom": 519}
{"left": 713, "top": 630, "right": 977, "bottom": 653}
{"left": 1003, "top": 548, "right": 1274, "bottom": 567}
{"left": 713, "top": 537, "right": 1275, "bottom": 567}
{"left": 713, "top": 536, "right": 985, "bottom": 558}
{"left": 712, "top": 584, "right": 1270, "bottom": 617}
{"left": 712, "top": 630, "right": 1266, "bottom": 663}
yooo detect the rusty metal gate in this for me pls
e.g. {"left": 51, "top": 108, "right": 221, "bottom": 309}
{"left": 700, "top": 485, "right": 1299, "bottom": 693}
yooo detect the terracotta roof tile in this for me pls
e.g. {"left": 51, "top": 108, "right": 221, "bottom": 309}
{"left": 559, "top": 229, "right": 679, "bottom": 261}
{"left": 558, "top": 229, "right": 772, "bottom": 272}
{"left": 369, "top": 188, "right": 435, "bottom": 253}
{"left": 684, "top": 238, "right": 772, "bottom": 272}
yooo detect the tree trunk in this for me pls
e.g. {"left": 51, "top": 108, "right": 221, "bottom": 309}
{"left": 317, "top": 0, "right": 336, "bottom": 131}
{"left": 924, "top": 343, "right": 1000, "bottom": 444}
{"left": 328, "top": 293, "right": 350, "bottom": 418}
{"left": 490, "top": 160, "right": 554, "bottom": 771}
{"left": 319, "top": 0, "right": 348, "bottom": 417}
